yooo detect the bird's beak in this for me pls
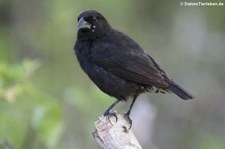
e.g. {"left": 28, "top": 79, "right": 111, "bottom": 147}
{"left": 78, "top": 17, "right": 91, "bottom": 30}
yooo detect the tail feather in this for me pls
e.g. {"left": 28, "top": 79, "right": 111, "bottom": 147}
{"left": 167, "top": 82, "right": 194, "bottom": 100}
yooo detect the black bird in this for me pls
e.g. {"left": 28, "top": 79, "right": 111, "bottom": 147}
{"left": 74, "top": 10, "right": 194, "bottom": 119}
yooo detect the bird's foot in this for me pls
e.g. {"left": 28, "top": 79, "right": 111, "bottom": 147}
{"left": 103, "top": 110, "right": 118, "bottom": 123}
{"left": 124, "top": 112, "right": 132, "bottom": 131}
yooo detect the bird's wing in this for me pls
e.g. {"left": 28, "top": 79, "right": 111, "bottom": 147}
{"left": 91, "top": 43, "right": 168, "bottom": 88}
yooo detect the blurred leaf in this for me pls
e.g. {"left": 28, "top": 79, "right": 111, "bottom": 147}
{"left": 31, "top": 104, "right": 63, "bottom": 149}
{"left": 0, "top": 63, "right": 24, "bottom": 84}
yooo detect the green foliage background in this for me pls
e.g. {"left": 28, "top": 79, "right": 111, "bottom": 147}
{"left": 0, "top": 0, "right": 225, "bottom": 149}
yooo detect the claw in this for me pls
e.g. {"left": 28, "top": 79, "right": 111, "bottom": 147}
{"left": 104, "top": 110, "right": 118, "bottom": 123}
{"left": 124, "top": 113, "right": 132, "bottom": 131}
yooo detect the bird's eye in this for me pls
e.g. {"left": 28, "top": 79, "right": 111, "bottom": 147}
{"left": 93, "top": 17, "right": 97, "bottom": 22}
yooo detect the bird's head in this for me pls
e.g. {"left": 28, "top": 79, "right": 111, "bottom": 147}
{"left": 77, "top": 10, "right": 111, "bottom": 41}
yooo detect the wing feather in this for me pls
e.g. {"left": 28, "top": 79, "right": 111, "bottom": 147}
{"left": 91, "top": 43, "right": 168, "bottom": 88}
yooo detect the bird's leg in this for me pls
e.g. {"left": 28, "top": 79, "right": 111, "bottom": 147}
{"left": 126, "top": 95, "right": 138, "bottom": 116}
{"left": 103, "top": 99, "right": 120, "bottom": 122}
{"left": 125, "top": 95, "right": 138, "bottom": 130}
{"left": 103, "top": 99, "right": 120, "bottom": 117}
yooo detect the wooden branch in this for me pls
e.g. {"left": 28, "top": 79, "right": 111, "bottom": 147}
{"left": 92, "top": 112, "right": 143, "bottom": 149}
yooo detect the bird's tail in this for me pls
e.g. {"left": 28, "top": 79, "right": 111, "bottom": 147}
{"left": 167, "top": 81, "right": 194, "bottom": 100}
